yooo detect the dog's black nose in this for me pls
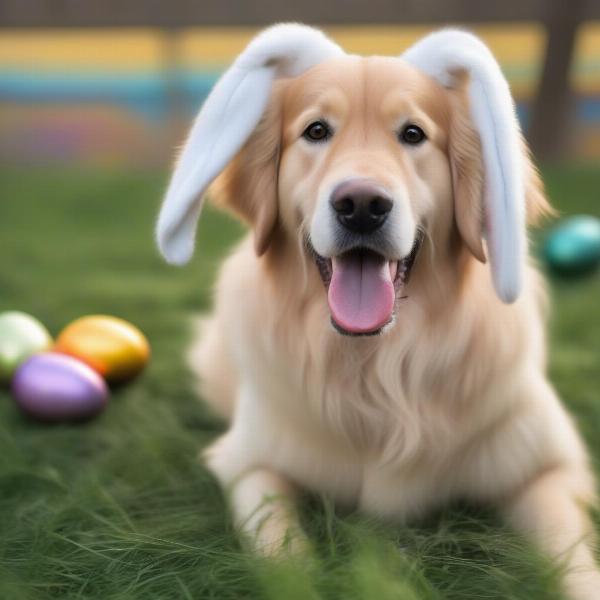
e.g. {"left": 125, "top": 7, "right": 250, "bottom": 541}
{"left": 330, "top": 180, "right": 393, "bottom": 234}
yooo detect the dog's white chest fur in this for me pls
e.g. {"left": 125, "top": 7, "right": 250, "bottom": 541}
{"left": 201, "top": 274, "right": 547, "bottom": 523}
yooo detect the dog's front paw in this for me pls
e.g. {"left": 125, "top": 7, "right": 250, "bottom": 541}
{"left": 247, "top": 516, "right": 311, "bottom": 559}
{"left": 564, "top": 568, "right": 600, "bottom": 600}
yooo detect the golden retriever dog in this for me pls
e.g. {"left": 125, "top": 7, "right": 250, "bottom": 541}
{"left": 156, "top": 24, "right": 600, "bottom": 599}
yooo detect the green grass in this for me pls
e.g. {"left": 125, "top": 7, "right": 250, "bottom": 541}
{"left": 0, "top": 165, "right": 598, "bottom": 599}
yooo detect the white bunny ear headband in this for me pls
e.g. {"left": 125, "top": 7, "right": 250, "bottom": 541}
{"left": 402, "top": 29, "right": 525, "bottom": 303}
{"left": 155, "top": 24, "right": 344, "bottom": 266}
{"left": 156, "top": 24, "right": 526, "bottom": 303}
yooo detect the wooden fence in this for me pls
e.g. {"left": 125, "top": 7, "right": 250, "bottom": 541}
{"left": 1, "top": 0, "right": 599, "bottom": 162}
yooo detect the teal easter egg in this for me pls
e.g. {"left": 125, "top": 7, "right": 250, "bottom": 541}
{"left": 543, "top": 215, "right": 600, "bottom": 277}
{"left": 0, "top": 311, "right": 53, "bottom": 382}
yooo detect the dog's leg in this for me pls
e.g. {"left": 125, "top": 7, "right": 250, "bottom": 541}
{"left": 230, "top": 467, "right": 307, "bottom": 556}
{"left": 204, "top": 432, "right": 308, "bottom": 556}
{"left": 503, "top": 466, "right": 600, "bottom": 600}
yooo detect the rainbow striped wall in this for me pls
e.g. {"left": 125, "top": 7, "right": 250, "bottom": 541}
{"left": 0, "top": 24, "right": 599, "bottom": 166}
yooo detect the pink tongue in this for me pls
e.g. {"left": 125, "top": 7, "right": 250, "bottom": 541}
{"left": 328, "top": 252, "right": 395, "bottom": 334}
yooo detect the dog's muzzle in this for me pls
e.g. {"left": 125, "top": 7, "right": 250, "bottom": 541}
{"left": 308, "top": 230, "right": 423, "bottom": 337}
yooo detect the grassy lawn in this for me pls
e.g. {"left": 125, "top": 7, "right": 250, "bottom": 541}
{"left": 0, "top": 165, "right": 598, "bottom": 599}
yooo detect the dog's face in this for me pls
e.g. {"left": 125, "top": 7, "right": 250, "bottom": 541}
{"left": 157, "top": 25, "right": 547, "bottom": 334}
{"left": 277, "top": 57, "right": 454, "bottom": 334}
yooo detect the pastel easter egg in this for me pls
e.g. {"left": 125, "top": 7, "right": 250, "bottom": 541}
{"left": 12, "top": 353, "right": 108, "bottom": 422}
{"left": 0, "top": 311, "right": 52, "bottom": 382}
{"left": 54, "top": 315, "right": 150, "bottom": 383}
{"left": 544, "top": 215, "right": 600, "bottom": 277}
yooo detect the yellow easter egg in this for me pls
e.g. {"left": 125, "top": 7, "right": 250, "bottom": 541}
{"left": 54, "top": 315, "right": 150, "bottom": 383}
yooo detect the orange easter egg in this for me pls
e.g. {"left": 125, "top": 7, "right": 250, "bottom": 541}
{"left": 55, "top": 316, "right": 150, "bottom": 383}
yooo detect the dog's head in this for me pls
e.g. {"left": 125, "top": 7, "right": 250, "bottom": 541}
{"left": 157, "top": 24, "right": 547, "bottom": 336}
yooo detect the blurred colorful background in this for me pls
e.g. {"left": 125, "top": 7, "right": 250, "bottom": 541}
{"left": 1, "top": 19, "right": 599, "bottom": 167}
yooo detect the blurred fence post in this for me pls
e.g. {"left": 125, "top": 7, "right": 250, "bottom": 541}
{"left": 162, "top": 28, "right": 187, "bottom": 157}
{"left": 528, "top": 0, "right": 583, "bottom": 163}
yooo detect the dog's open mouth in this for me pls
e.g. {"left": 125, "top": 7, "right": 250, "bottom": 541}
{"left": 310, "top": 233, "right": 423, "bottom": 336}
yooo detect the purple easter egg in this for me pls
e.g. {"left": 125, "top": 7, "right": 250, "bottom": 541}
{"left": 12, "top": 353, "right": 109, "bottom": 422}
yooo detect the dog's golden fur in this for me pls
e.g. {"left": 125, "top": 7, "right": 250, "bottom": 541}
{"left": 187, "top": 57, "right": 599, "bottom": 599}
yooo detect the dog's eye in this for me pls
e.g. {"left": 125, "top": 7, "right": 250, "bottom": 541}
{"left": 400, "top": 124, "right": 426, "bottom": 145}
{"left": 303, "top": 121, "right": 331, "bottom": 143}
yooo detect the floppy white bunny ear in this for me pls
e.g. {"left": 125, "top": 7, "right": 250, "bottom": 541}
{"left": 156, "top": 24, "right": 344, "bottom": 265}
{"left": 403, "top": 29, "right": 525, "bottom": 303}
